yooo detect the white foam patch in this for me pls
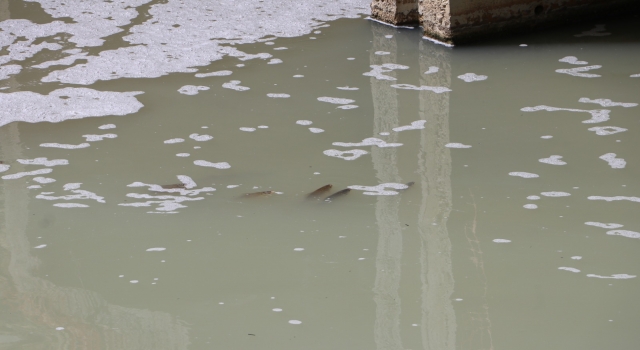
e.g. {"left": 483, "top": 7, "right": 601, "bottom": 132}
{"left": 558, "top": 267, "right": 581, "bottom": 273}
{"left": 541, "top": 192, "right": 571, "bottom": 197}
{"left": 424, "top": 66, "right": 439, "bottom": 74}
{"left": 337, "top": 105, "right": 358, "bottom": 109}
{"left": 317, "top": 97, "right": 355, "bottom": 105}
{"left": 559, "top": 56, "right": 588, "bottom": 65}
{"left": 337, "top": 86, "right": 359, "bottom": 90}
{"left": 333, "top": 137, "right": 402, "bottom": 148}
{"left": 37, "top": 183, "right": 105, "bottom": 203}
{"left": 445, "top": 143, "right": 471, "bottom": 148}
{"left": 293, "top": 75, "right": 304, "bottom": 78}
{"left": 541, "top": 135, "right": 553, "bottom": 139}
{"left": 189, "top": 133, "right": 213, "bottom": 141}
{"left": 457, "top": 73, "right": 487, "bottom": 82}
{"left": 296, "top": 120, "right": 312, "bottom": 125}
{"left": 40, "top": 142, "right": 90, "bottom": 149}
{"left": 33, "top": 177, "right": 56, "bottom": 184}
{"left": 0, "top": 164, "right": 10, "bottom": 173}
{"left": 227, "top": 185, "right": 239, "bottom": 188}
{"left": 392, "top": 120, "right": 426, "bottom": 132}
{"left": 575, "top": 24, "right": 610, "bottom": 37}
{"left": 363, "top": 63, "right": 409, "bottom": 81}
{"left": 509, "top": 172, "right": 539, "bottom": 178}
{"left": 195, "top": 70, "right": 232, "bottom": 77}
{"left": 222, "top": 80, "right": 250, "bottom": 91}
{"left": 273, "top": 47, "right": 287, "bottom": 50}
{"left": 193, "top": 160, "right": 231, "bottom": 169}
{"left": 527, "top": 195, "right": 540, "bottom": 200}
{"left": 523, "top": 204, "right": 538, "bottom": 209}
{"left": 586, "top": 274, "right": 635, "bottom": 279}
{"left": 294, "top": 248, "right": 304, "bottom": 251}
{"left": 240, "top": 127, "right": 256, "bottom": 132}
{"left": 571, "top": 256, "right": 582, "bottom": 260}
{"left": 0, "top": 65, "right": 21, "bottom": 80}
{"left": 267, "top": 93, "right": 290, "bottom": 98}
{"left": 258, "top": 125, "right": 268, "bottom": 129}
{"left": 493, "top": 239, "right": 511, "bottom": 243}
{"left": 379, "top": 132, "right": 390, "bottom": 136}
{"left": 323, "top": 149, "right": 368, "bottom": 161}
{"left": 2, "top": 168, "right": 53, "bottom": 180}
{"left": 53, "top": 203, "right": 90, "bottom": 208}
{"left": 348, "top": 182, "right": 409, "bottom": 195}
{"left": 0, "top": 88, "right": 143, "bottom": 128}
{"left": 391, "top": 84, "right": 451, "bottom": 93}
{"left": 588, "top": 126, "right": 627, "bottom": 135}
{"left": 176, "top": 153, "right": 190, "bottom": 157}
{"left": 607, "top": 230, "right": 640, "bottom": 239}
{"left": 521, "top": 105, "right": 610, "bottom": 123}
{"left": 585, "top": 222, "right": 624, "bottom": 229}
{"left": 631, "top": 74, "right": 640, "bottom": 78}
{"left": 599, "top": 153, "right": 625, "bottom": 169}
{"left": 17, "top": 158, "right": 68, "bottom": 167}
{"left": 146, "top": 247, "right": 167, "bottom": 252}
{"left": 539, "top": 155, "right": 566, "bottom": 165}
{"left": 288, "top": 320, "right": 302, "bottom": 325}
{"left": 99, "top": 124, "right": 116, "bottom": 130}
{"left": 177, "top": 175, "right": 197, "bottom": 189}
{"left": 556, "top": 65, "right": 601, "bottom": 78}
{"left": 34, "top": 244, "right": 47, "bottom": 249}
{"left": 83, "top": 134, "right": 117, "bottom": 142}
{"left": 28, "top": 186, "right": 42, "bottom": 190}
{"left": 588, "top": 196, "right": 640, "bottom": 203}
{"left": 579, "top": 98, "right": 637, "bottom": 108}
{"left": 374, "top": 51, "right": 390, "bottom": 55}
{"left": 164, "top": 138, "right": 185, "bottom": 144}
{"left": 309, "top": 128, "right": 324, "bottom": 133}
{"left": 267, "top": 58, "right": 283, "bottom": 64}
{"left": 178, "top": 85, "right": 209, "bottom": 95}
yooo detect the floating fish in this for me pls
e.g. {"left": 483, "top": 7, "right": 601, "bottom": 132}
{"left": 161, "top": 183, "right": 186, "bottom": 189}
{"left": 306, "top": 184, "right": 333, "bottom": 199}
{"left": 243, "top": 190, "right": 275, "bottom": 198}
{"left": 324, "top": 188, "right": 350, "bottom": 201}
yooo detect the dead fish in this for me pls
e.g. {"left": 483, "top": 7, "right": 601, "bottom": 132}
{"left": 403, "top": 181, "right": 415, "bottom": 189}
{"left": 243, "top": 190, "right": 275, "bottom": 198}
{"left": 324, "top": 188, "right": 350, "bottom": 202}
{"left": 306, "top": 184, "right": 333, "bottom": 199}
{"left": 161, "top": 183, "right": 186, "bottom": 189}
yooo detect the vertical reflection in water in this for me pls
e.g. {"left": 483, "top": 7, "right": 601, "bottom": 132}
{"left": 369, "top": 23, "right": 404, "bottom": 350}
{"left": 0, "top": 134, "right": 189, "bottom": 346}
{"left": 417, "top": 40, "right": 457, "bottom": 350}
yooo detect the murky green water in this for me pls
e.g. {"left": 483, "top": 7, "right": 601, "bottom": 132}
{"left": 1, "top": 1, "right": 640, "bottom": 348}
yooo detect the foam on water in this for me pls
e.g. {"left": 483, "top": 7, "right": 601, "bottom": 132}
{"left": 445, "top": 143, "right": 471, "bottom": 148}
{"left": 195, "top": 70, "right": 232, "bottom": 77}
{"left": 40, "top": 143, "right": 91, "bottom": 149}
{"left": 559, "top": 56, "right": 588, "bottom": 65}
{"left": 523, "top": 204, "right": 538, "bottom": 209}
{"left": 579, "top": 98, "right": 638, "bottom": 108}
{"left": 606, "top": 230, "right": 640, "bottom": 239}
{"left": 457, "top": 73, "right": 487, "bottom": 82}
{"left": 558, "top": 267, "right": 581, "bottom": 273}
{"left": 194, "top": 160, "right": 231, "bottom": 169}
{"left": 267, "top": 58, "right": 282, "bottom": 64}
{"left": 178, "top": 85, "right": 210, "bottom": 95}
{"left": 363, "top": 63, "right": 409, "bottom": 81}
{"left": 493, "top": 239, "right": 511, "bottom": 243}
{"left": 99, "top": 124, "right": 116, "bottom": 130}
{"left": 555, "top": 65, "right": 602, "bottom": 78}
{"left": 585, "top": 222, "right": 624, "bottom": 229}
{"left": 309, "top": 128, "right": 324, "bottom": 133}
{"left": 348, "top": 182, "right": 409, "bottom": 196}
{"left": 588, "top": 126, "right": 627, "bottom": 135}
{"left": 392, "top": 120, "right": 426, "bottom": 132}
{"left": 146, "top": 247, "right": 167, "bottom": 252}
{"left": 0, "top": 88, "right": 143, "bottom": 128}
{"left": 296, "top": 120, "right": 313, "bottom": 125}
{"left": 374, "top": 51, "right": 390, "bottom": 55}
{"left": 509, "top": 172, "right": 539, "bottom": 178}
{"left": 240, "top": 127, "right": 256, "bottom": 132}
{"left": 541, "top": 135, "right": 553, "bottom": 139}
{"left": 33, "top": 177, "right": 56, "bottom": 184}
{"left": 337, "top": 86, "right": 359, "bottom": 90}
{"left": 267, "top": 93, "right": 290, "bottom": 98}
{"left": 521, "top": 105, "right": 610, "bottom": 123}
{"left": 53, "top": 203, "right": 90, "bottom": 208}
{"left": 587, "top": 196, "right": 640, "bottom": 203}
{"left": 527, "top": 195, "right": 541, "bottom": 200}
{"left": 189, "top": 134, "right": 213, "bottom": 141}
{"left": 424, "top": 66, "right": 439, "bottom": 74}
{"left": 572, "top": 256, "right": 582, "bottom": 260}
{"left": 541, "top": 192, "right": 571, "bottom": 197}
{"left": 2, "top": 168, "right": 53, "bottom": 180}
{"left": 586, "top": 274, "right": 635, "bottom": 279}
{"left": 83, "top": 134, "right": 117, "bottom": 142}
{"left": 0, "top": 164, "right": 10, "bottom": 173}
{"left": 222, "top": 80, "right": 250, "bottom": 91}
{"left": 323, "top": 149, "right": 368, "bottom": 161}
{"left": 391, "top": 84, "right": 451, "bottom": 93}
{"left": 337, "top": 105, "right": 358, "bottom": 109}
{"left": 164, "top": 138, "right": 185, "bottom": 144}
{"left": 17, "top": 158, "right": 68, "bottom": 166}
{"left": 34, "top": 244, "right": 47, "bottom": 249}
{"left": 599, "top": 153, "right": 626, "bottom": 169}
{"left": 317, "top": 97, "right": 355, "bottom": 105}
{"left": 333, "top": 137, "right": 402, "bottom": 148}
{"left": 539, "top": 155, "right": 566, "bottom": 165}
{"left": 37, "top": 183, "right": 105, "bottom": 203}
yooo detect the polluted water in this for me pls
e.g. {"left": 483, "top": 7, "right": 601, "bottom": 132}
{"left": 0, "top": 1, "right": 640, "bottom": 349}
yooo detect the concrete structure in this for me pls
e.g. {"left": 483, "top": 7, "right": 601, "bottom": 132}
{"left": 371, "top": 0, "right": 640, "bottom": 44}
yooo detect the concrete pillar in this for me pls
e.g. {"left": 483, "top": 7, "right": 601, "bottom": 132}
{"left": 371, "top": 0, "right": 420, "bottom": 26}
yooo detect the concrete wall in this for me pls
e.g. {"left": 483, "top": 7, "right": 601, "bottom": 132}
{"left": 371, "top": 0, "right": 640, "bottom": 44}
